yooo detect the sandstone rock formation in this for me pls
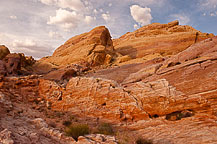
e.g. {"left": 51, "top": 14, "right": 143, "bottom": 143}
{"left": 0, "top": 50, "right": 36, "bottom": 76}
{"left": 0, "top": 45, "right": 10, "bottom": 60}
{"left": 113, "top": 20, "right": 214, "bottom": 64}
{"left": 42, "top": 26, "right": 116, "bottom": 67}
{"left": 1, "top": 21, "right": 217, "bottom": 144}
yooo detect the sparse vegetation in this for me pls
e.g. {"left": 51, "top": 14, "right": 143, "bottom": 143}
{"left": 97, "top": 123, "right": 114, "bottom": 135}
{"left": 65, "top": 124, "right": 90, "bottom": 141}
{"left": 136, "top": 138, "right": 153, "bottom": 144}
{"left": 62, "top": 120, "right": 72, "bottom": 126}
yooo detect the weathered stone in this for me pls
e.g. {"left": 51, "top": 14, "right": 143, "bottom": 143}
{"left": 41, "top": 26, "right": 116, "bottom": 67}
{"left": 0, "top": 129, "right": 14, "bottom": 144}
{"left": 0, "top": 60, "right": 6, "bottom": 77}
{"left": 1, "top": 21, "right": 217, "bottom": 144}
{"left": 0, "top": 45, "right": 10, "bottom": 60}
{"left": 113, "top": 20, "right": 214, "bottom": 64}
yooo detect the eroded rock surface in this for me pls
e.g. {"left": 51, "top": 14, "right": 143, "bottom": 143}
{"left": 0, "top": 45, "right": 10, "bottom": 60}
{"left": 1, "top": 21, "right": 217, "bottom": 144}
{"left": 113, "top": 20, "right": 214, "bottom": 64}
{"left": 41, "top": 26, "right": 116, "bottom": 67}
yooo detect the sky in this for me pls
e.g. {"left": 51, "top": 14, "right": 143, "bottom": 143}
{"left": 0, "top": 0, "right": 217, "bottom": 59}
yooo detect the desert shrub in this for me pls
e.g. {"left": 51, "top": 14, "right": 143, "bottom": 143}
{"left": 136, "top": 138, "right": 153, "bottom": 144}
{"left": 97, "top": 123, "right": 114, "bottom": 135}
{"left": 62, "top": 120, "right": 72, "bottom": 126}
{"left": 65, "top": 124, "right": 90, "bottom": 141}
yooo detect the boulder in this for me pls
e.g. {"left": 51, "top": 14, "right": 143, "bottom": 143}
{"left": 0, "top": 45, "right": 10, "bottom": 60}
{"left": 41, "top": 26, "right": 116, "bottom": 67}
{"left": 3, "top": 53, "right": 22, "bottom": 75}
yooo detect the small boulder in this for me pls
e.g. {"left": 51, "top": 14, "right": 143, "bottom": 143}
{"left": 3, "top": 53, "right": 21, "bottom": 75}
{"left": 0, "top": 45, "right": 10, "bottom": 60}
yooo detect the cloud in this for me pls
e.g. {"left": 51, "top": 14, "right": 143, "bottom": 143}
{"left": 102, "top": 13, "right": 111, "bottom": 22}
{"left": 12, "top": 39, "right": 36, "bottom": 48}
{"left": 170, "top": 14, "right": 190, "bottom": 25}
{"left": 11, "top": 39, "right": 53, "bottom": 59}
{"left": 200, "top": 0, "right": 217, "bottom": 9}
{"left": 134, "top": 24, "right": 139, "bottom": 29}
{"left": 93, "top": 9, "right": 98, "bottom": 14}
{"left": 109, "top": 3, "right": 112, "bottom": 7}
{"left": 9, "top": 15, "right": 17, "bottom": 20}
{"left": 130, "top": 5, "right": 152, "bottom": 26}
{"left": 85, "top": 16, "right": 94, "bottom": 24}
{"left": 47, "top": 8, "right": 82, "bottom": 31}
{"left": 40, "top": 0, "right": 57, "bottom": 5}
{"left": 40, "top": 0, "right": 85, "bottom": 12}
{"left": 48, "top": 31, "right": 63, "bottom": 39}
{"left": 210, "top": 12, "right": 216, "bottom": 16}
{"left": 57, "top": 0, "right": 85, "bottom": 12}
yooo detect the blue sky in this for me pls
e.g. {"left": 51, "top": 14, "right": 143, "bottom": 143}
{"left": 0, "top": 0, "right": 216, "bottom": 59}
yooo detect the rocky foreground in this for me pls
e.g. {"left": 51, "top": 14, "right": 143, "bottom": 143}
{"left": 1, "top": 21, "right": 217, "bottom": 144}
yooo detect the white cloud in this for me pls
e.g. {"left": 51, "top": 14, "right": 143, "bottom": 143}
{"left": 93, "top": 9, "right": 98, "bottom": 14}
{"left": 102, "top": 13, "right": 110, "bottom": 22}
{"left": 40, "top": 0, "right": 57, "bottom": 5}
{"left": 200, "top": 0, "right": 217, "bottom": 9}
{"left": 57, "top": 0, "right": 85, "bottom": 12}
{"left": 85, "top": 16, "right": 94, "bottom": 24}
{"left": 49, "top": 31, "right": 63, "bottom": 39}
{"left": 40, "top": 0, "right": 85, "bottom": 12}
{"left": 12, "top": 39, "right": 36, "bottom": 48}
{"left": 170, "top": 14, "right": 190, "bottom": 25}
{"left": 130, "top": 5, "right": 152, "bottom": 26}
{"left": 99, "top": 9, "right": 103, "bottom": 12}
{"left": 210, "top": 12, "right": 216, "bottom": 16}
{"left": 11, "top": 39, "right": 53, "bottom": 59}
{"left": 47, "top": 8, "right": 82, "bottom": 31}
{"left": 9, "top": 15, "right": 17, "bottom": 20}
{"left": 109, "top": 3, "right": 112, "bottom": 7}
{"left": 134, "top": 24, "right": 139, "bottom": 29}
{"left": 84, "top": 1, "right": 89, "bottom": 6}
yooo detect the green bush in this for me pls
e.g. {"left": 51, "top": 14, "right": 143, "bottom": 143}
{"left": 136, "top": 138, "right": 153, "bottom": 144}
{"left": 97, "top": 123, "right": 114, "bottom": 135}
{"left": 65, "top": 124, "right": 90, "bottom": 141}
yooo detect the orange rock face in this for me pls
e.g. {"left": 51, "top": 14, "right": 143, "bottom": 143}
{"left": 1, "top": 21, "right": 217, "bottom": 143}
{"left": 113, "top": 20, "right": 214, "bottom": 63}
{"left": 42, "top": 26, "right": 116, "bottom": 67}
{"left": 0, "top": 45, "right": 10, "bottom": 60}
{"left": 38, "top": 35, "right": 217, "bottom": 143}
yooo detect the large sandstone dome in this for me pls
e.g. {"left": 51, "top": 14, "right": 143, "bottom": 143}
{"left": 41, "top": 20, "right": 214, "bottom": 68}
{"left": 41, "top": 26, "right": 116, "bottom": 67}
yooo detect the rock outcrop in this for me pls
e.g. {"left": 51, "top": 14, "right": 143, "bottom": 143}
{"left": 1, "top": 21, "right": 217, "bottom": 144}
{"left": 41, "top": 26, "right": 116, "bottom": 67}
{"left": 0, "top": 45, "right": 10, "bottom": 60}
{"left": 0, "top": 51, "right": 36, "bottom": 76}
{"left": 113, "top": 20, "right": 214, "bottom": 64}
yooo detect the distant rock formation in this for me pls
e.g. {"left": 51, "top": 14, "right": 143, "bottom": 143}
{"left": 113, "top": 20, "right": 214, "bottom": 64}
{"left": 0, "top": 46, "right": 36, "bottom": 77}
{"left": 42, "top": 26, "right": 116, "bottom": 67}
{"left": 41, "top": 21, "right": 214, "bottom": 68}
{"left": 0, "top": 45, "right": 10, "bottom": 60}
